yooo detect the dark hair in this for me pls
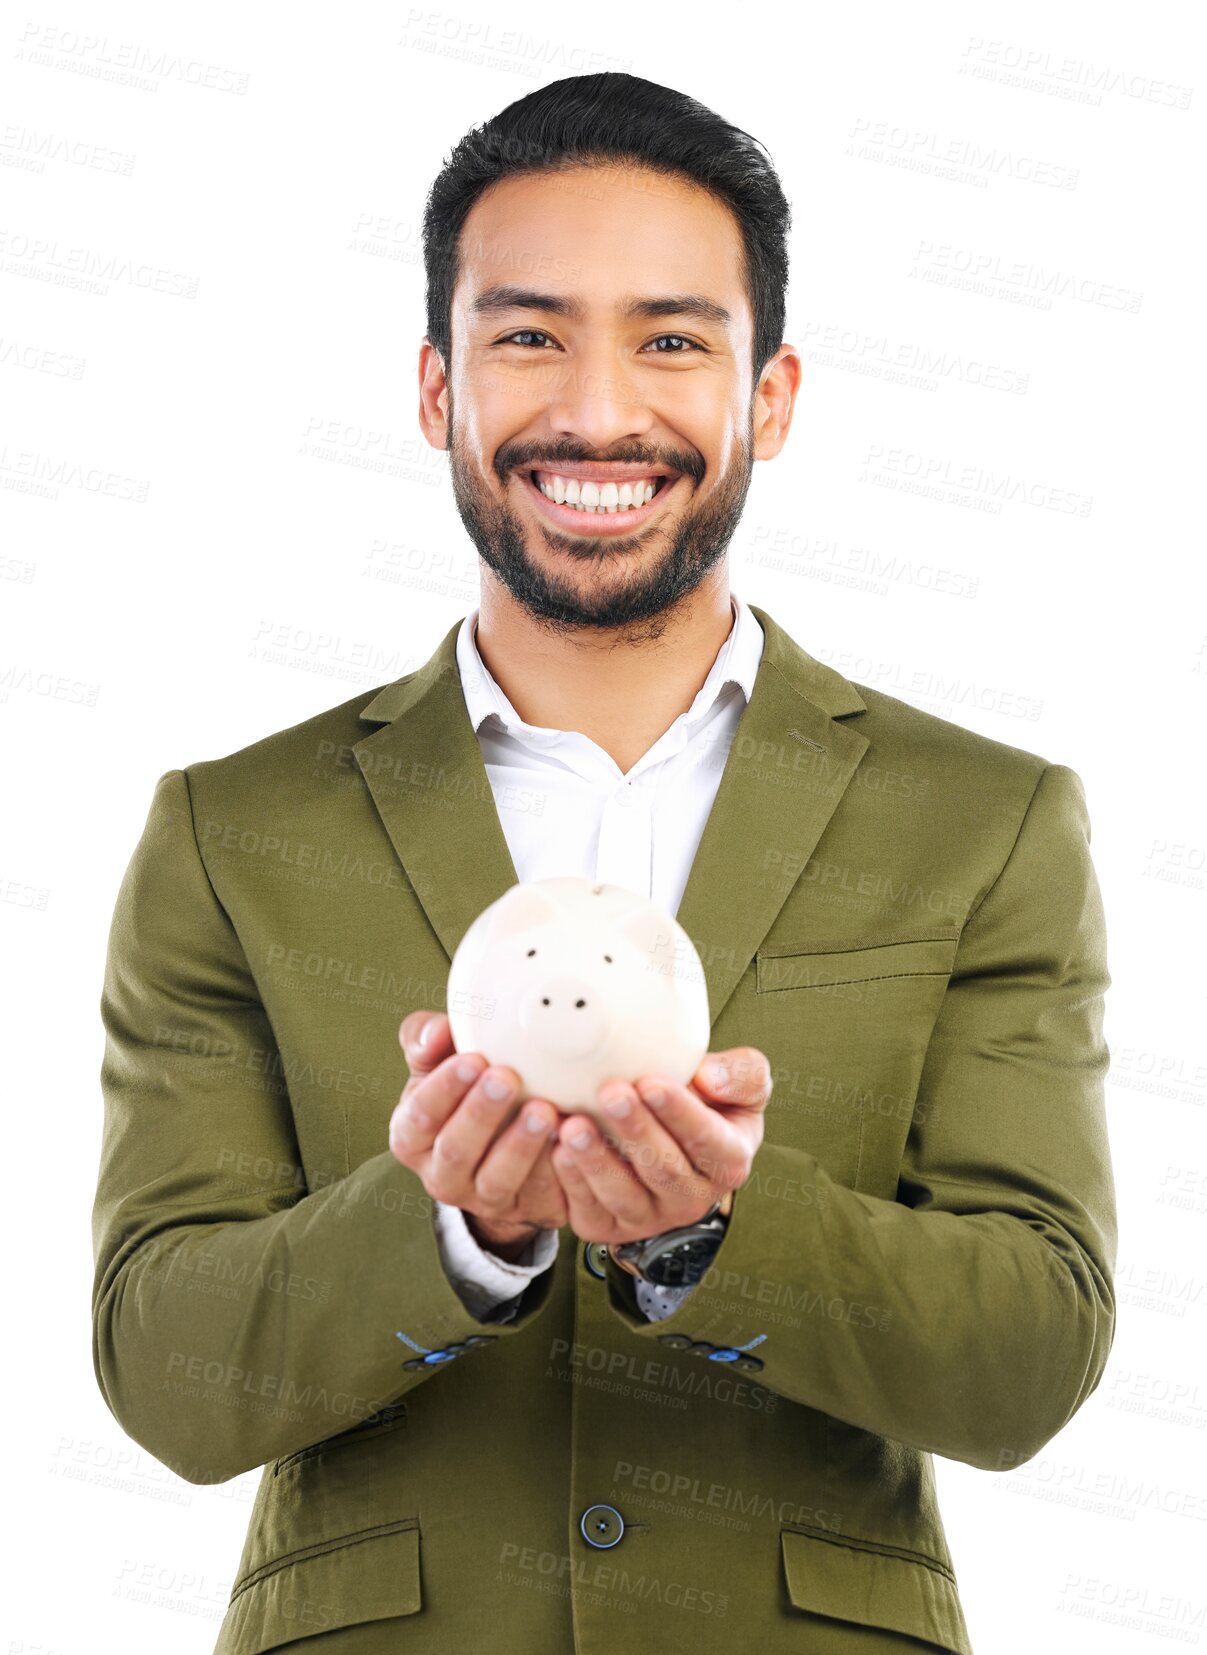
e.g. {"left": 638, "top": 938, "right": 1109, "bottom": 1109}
{"left": 421, "top": 72, "right": 792, "bottom": 384}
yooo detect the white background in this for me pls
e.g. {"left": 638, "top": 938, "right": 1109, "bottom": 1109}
{"left": 3, "top": 2, "right": 1205, "bottom": 1650}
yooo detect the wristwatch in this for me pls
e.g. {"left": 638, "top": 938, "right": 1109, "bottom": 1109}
{"left": 608, "top": 1189, "right": 734, "bottom": 1288}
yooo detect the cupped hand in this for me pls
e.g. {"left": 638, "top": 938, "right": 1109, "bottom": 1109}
{"left": 550, "top": 1047, "right": 772, "bottom": 1246}
{"left": 388, "top": 1011, "right": 569, "bottom": 1261}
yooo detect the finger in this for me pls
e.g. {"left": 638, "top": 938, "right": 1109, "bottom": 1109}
{"left": 632, "top": 1074, "right": 752, "bottom": 1190}
{"left": 473, "top": 1100, "right": 563, "bottom": 1215}
{"left": 689, "top": 1046, "right": 773, "bottom": 1108}
{"left": 426, "top": 1064, "right": 524, "bottom": 1200}
{"left": 551, "top": 1139, "right": 622, "bottom": 1241}
{"left": 389, "top": 1049, "right": 488, "bottom": 1159}
{"left": 399, "top": 1010, "right": 453, "bottom": 1073}
{"left": 521, "top": 1140, "right": 571, "bottom": 1229}
{"left": 555, "top": 1115, "right": 658, "bottom": 1230}
{"left": 596, "top": 1082, "right": 712, "bottom": 1207}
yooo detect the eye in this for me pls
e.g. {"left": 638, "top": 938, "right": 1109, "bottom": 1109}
{"left": 493, "top": 330, "right": 705, "bottom": 354}
{"left": 641, "top": 334, "right": 705, "bottom": 353}
{"left": 496, "top": 329, "right": 557, "bottom": 350}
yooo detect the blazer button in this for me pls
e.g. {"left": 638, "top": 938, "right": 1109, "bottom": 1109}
{"left": 423, "top": 1349, "right": 457, "bottom": 1364}
{"left": 580, "top": 1504, "right": 625, "bottom": 1549}
{"left": 583, "top": 1241, "right": 609, "bottom": 1279}
{"left": 733, "top": 1353, "right": 764, "bottom": 1373}
{"left": 687, "top": 1341, "right": 716, "bottom": 1358}
{"left": 462, "top": 1335, "right": 498, "bottom": 1348}
{"left": 402, "top": 1358, "right": 427, "bottom": 1371}
{"left": 656, "top": 1333, "right": 694, "bottom": 1350}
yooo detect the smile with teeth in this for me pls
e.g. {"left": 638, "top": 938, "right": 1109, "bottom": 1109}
{"left": 530, "top": 470, "right": 669, "bottom": 513}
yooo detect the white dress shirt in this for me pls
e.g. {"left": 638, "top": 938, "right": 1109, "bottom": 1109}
{"left": 429, "top": 590, "right": 766, "bottom": 1324}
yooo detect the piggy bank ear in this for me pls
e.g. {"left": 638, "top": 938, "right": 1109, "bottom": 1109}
{"left": 617, "top": 906, "right": 677, "bottom": 967}
{"left": 485, "top": 880, "right": 563, "bottom": 943}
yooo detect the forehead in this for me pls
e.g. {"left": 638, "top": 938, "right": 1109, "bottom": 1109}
{"left": 453, "top": 164, "right": 748, "bottom": 322}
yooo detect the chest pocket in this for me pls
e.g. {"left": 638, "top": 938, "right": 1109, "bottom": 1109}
{"left": 747, "top": 931, "right": 960, "bottom": 1195}
{"left": 755, "top": 932, "right": 959, "bottom": 995}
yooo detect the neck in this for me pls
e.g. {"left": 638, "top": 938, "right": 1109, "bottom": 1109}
{"left": 473, "top": 576, "right": 737, "bottom": 775}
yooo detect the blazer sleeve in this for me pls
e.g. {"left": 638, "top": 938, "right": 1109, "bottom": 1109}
{"left": 91, "top": 768, "right": 557, "bottom": 1487}
{"left": 602, "top": 762, "right": 1117, "bottom": 1471}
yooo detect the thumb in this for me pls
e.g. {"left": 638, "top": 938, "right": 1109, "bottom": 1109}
{"left": 692, "top": 1047, "right": 773, "bottom": 1106}
{"left": 399, "top": 1011, "right": 450, "bottom": 1071}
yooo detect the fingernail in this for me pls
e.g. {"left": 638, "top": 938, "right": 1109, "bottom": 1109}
{"left": 642, "top": 1084, "right": 667, "bottom": 1108}
{"left": 456, "top": 1056, "right": 481, "bottom": 1082}
{"left": 483, "top": 1072, "right": 515, "bottom": 1100}
{"left": 705, "top": 1060, "right": 729, "bottom": 1088}
{"left": 569, "top": 1129, "right": 592, "bottom": 1150}
{"left": 524, "top": 1108, "right": 547, "bottom": 1134}
{"left": 417, "top": 1019, "right": 436, "bottom": 1048}
{"left": 602, "top": 1090, "right": 632, "bottom": 1119}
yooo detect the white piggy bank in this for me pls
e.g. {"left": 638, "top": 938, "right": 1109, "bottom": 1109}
{"left": 445, "top": 877, "right": 712, "bottom": 1122}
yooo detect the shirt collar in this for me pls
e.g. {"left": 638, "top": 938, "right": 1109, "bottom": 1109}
{"left": 455, "top": 592, "right": 765, "bottom": 745}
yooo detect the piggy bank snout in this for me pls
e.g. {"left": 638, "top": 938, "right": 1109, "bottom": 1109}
{"left": 517, "top": 975, "right": 611, "bottom": 1059}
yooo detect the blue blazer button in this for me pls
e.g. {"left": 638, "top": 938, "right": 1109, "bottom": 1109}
{"left": 708, "top": 1347, "right": 741, "bottom": 1362}
{"left": 580, "top": 1504, "right": 625, "bottom": 1548}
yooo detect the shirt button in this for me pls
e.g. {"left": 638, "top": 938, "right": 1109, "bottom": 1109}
{"left": 580, "top": 1504, "right": 625, "bottom": 1549}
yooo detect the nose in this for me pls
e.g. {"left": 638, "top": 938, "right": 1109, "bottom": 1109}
{"left": 518, "top": 977, "right": 608, "bottom": 1059}
{"left": 543, "top": 348, "right": 658, "bottom": 453}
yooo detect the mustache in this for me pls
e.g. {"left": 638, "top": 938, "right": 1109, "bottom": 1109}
{"left": 494, "top": 444, "right": 705, "bottom": 486}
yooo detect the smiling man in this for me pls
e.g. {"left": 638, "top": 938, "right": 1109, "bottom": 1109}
{"left": 93, "top": 73, "right": 1117, "bottom": 1655}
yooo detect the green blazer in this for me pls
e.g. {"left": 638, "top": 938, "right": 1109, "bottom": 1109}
{"left": 92, "top": 605, "right": 1116, "bottom": 1654}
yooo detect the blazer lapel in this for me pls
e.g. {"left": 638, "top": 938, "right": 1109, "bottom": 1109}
{"left": 353, "top": 603, "right": 870, "bottom": 1031}
{"left": 673, "top": 604, "right": 870, "bottom": 1027}
{"left": 353, "top": 619, "right": 520, "bottom": 968}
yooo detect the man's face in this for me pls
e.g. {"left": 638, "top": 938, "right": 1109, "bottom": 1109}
{"left": 431, "top": 164, "right": 769, "bottom": 634}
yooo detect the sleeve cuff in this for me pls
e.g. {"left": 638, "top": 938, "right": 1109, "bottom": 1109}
{"left": 432, "top": 1200, "right": 560, "bottom": 1319}
{"left": 634, "top": 1279, "right": 697, "bottom": 1321}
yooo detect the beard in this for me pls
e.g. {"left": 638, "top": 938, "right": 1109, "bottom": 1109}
{"left": 445, "top": 386, "right": 755, "bottom": 643}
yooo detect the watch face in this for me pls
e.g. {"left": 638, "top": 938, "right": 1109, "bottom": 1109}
{"left": 645, "top": 1234, "right": 720, "bottom": 1288}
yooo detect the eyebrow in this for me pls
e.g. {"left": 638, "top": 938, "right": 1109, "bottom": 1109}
{"left": 470, "top": 284, "right": 732, "bottom": 329}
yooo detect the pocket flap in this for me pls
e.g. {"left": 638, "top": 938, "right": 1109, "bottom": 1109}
{"left": 781, "top": 1527, "right": 970, "bottom": 1654}
{"left": 215, "top": 1519, "right": 421, "bottom": 1654}
{"left": 757, "top": 933, "right": 958, "bottom": 993}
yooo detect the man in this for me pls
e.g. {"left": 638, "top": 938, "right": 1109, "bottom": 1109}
{"left": 92, "top": 72, "right": 1116, "bottom": 1654}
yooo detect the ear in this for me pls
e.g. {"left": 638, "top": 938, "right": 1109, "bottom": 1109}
{"left": 484, "top": 880, "right": 563, "bottom": 944}
{"left": 616, "top": 905, "right": 681, "bottom": 971}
